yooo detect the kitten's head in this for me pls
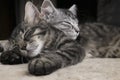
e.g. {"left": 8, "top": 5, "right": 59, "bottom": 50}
{"left": 22, "top": 1, "right": 48, "bottom": 57}
{"left": 40, "top": 0, "right": 79, "bottom": 39}
{"left": 22, "top": 1, "right": 63, "bottom": 57}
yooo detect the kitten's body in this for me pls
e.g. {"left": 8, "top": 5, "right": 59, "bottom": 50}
{"left": 0, "top": 0, "right": 119, "bottom": 76}
{"left": 0, "top": 1, "right": 85, "bottom": 75}
{"left": 0, "top": 0, "right": 79, "bottom": 53}
{"left": 79, "top": 22, "right": 120, "bottom": 58}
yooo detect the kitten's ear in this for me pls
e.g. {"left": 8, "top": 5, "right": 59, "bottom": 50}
{"left": 69, "top": 4, "right": 77, "bottom": 16}
{"left": 24, "top": 1, "right": 40, "bottom": 25}
{"left": 41, "top": 0, "right": 57, "bottom": 14}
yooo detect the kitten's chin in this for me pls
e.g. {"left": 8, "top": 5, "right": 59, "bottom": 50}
{"left": 27, "top": 50, "right": 40, "bottom": 57}
{"left": 64, "top": 30, "right": 79, "bottom": 40}
{"left": 67, "top": 33, "right": 79, "bottom": 40}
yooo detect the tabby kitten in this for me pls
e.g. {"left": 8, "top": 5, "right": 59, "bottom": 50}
{"left": 0, "top": 0, "right": 79, "bottom": 53}
{"left": 0, "top": 1, "right": 85, "bottom": 75}
{"left": 40, "top": 0, "right": 80, "bottom": 40}
{"left": 40, "top": 0, "right": 120, "bottom": 58}
{"left": 79, "top": 23, "right": 120, "bottom": 58}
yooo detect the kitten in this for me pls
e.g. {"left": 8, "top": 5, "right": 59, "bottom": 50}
{"left": 40, "top": 0, "right": 80, "bottom": 40}
{"left": 39, "top": 0, "right": 120, "bottom": 58}
{"left": 78, "top": 23, "right": 120, "bottom": 58}
{"left": 0, "top": 0, "right": 79, "bottom": 53}
{"left": 0, "top": 1, "right": 85, "bottom": 75}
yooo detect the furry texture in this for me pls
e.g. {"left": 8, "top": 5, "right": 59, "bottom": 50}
{"left": 40, "top": 0, "right": 79, "bottom": 40}
{"left": 78, "top": 22, "right": 120, "bottom": 58}
{"left": 0, "top": 1, "right": 85, "bottom": 75}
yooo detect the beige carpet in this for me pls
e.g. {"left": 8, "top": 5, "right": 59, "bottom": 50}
{"left": 0, "top": 57, "right": 120, "bottom": 80}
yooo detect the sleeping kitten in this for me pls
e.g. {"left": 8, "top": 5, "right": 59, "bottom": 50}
{"left": 40, "top": 0, "right": 120, "bottom": 58}
{"left": 0, "top": 0, "right": 79, "bottom": 54}
{"left": 40, "top": 0, "right": 79, "bottom": 40}
{"left": 0, "top": 1, "right": 85, "bottom": 75}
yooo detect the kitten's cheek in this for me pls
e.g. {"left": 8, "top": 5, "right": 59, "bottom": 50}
{"left": 73, "top": 32, "right": 79, "bottom": 39}
{"left": 67, "top": 32, "right": 78, "bottom": 40}
{"left": 27, "top": 50, "right": 38, "bottom": 58}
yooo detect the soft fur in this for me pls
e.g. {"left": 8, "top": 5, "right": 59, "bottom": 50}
{"left": 40, "top": 0, "right": 79, "bottom": 40}
{"left": 0, "top": 1, "right": 85, "bottom": 75}
{"left": 78, "top": 23, "right": 120, "bottom": 58}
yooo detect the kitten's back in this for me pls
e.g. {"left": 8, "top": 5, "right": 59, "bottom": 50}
{"left": 79, "top": 22, "right": 120, "bottom": 58}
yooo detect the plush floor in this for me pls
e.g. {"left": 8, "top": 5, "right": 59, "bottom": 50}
{"left": 0, "top": 56, "right": 120, "bottom": 80}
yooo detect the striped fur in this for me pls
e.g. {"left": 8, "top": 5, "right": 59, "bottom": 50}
{"left": 0, "top": 1, "right": 85, "bottom": 75}
{"left": 40, "top": 0, "right": 79, "bottom": 40}
{"left": 27, "top": 21, "right": 85, "bottom": 75}
{"left": 78, "top": 23, "right": 120, "bottom": 58}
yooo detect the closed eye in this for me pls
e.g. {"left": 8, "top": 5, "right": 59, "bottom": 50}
{"left": 24, "top": 31, "right": 46, "bottom": 42}
{"left": 61, "top": 21, "right": 80, "bottom": 33}
{"left": 54, "top": 21, "right": 79, "bottom": 33}
{"left": 60, "top": 21, "right": 73, "bottom": 29}
{"left": 33, "top": 31, "right": 46, "bottom": 36}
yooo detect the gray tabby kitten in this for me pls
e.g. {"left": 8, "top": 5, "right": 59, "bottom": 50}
{"left": 0, "top": 0, "right": 79, "bottom": 53}
{"left": 79, "top": 23, "right": 120, "bottom": 58}
{"left": 0, "top": 2, "right": 85, "bottom": 75}
{"left": 40, "top": 0, "right": 79, "bottom": 40}
{"left": 40, "top": 0, "right": 120, "bottom": 58}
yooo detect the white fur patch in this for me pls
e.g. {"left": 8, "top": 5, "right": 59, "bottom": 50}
{"left": 26, "top": 36, "right": 45, "bottom": 57}
{"left": 27, "top": 41, "right": 44, "bottom": 57}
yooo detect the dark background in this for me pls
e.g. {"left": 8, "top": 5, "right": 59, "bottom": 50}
{"left": 0, "top": 0, "right": 119, "bottom": 39}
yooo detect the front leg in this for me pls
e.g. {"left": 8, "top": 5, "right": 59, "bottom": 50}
{"left": 28, "top": 42, "right": 85, "bottom": 75}
{"left": 28, "top": 53, "right": 63, "bottom": 75}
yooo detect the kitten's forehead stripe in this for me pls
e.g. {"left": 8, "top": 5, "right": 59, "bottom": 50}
{"left": 58, "top": 9, "right": 77, "bottom": 19}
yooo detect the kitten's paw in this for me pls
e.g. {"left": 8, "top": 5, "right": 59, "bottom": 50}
{"left": 28, "top": 58, "right": 61, "bottom": 75}
{"left": 0, "top": 50, "right": 29, "bottom": 64}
